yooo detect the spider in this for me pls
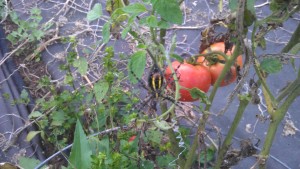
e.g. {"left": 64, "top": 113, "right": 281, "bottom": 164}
{"left": 128, "top": 61, "right": 182, "bottom": 117}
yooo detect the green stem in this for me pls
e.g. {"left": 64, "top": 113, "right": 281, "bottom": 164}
{"left": 159, "top": 101, "right": 185, "bottom": 167}
{"left": 214, "top": 96, "right": 249, "bottom": 168}
{"left": 183, "top": 39, "right": 242, "bottom": 169}
{"left": 191, "top": 51, "right": 229, "bottom": 62}
{"left": 253, "top": 58, "right": 278, "bottom": 113}
{"left": 157, "top": 44, "right": 180, "bottom": 119}
{"left": 166, "top": 129, "right": 186, "bottom": 167}
{"left": 281, "top": 22, "right": 300, "bottom": 53}
{"left": 259, "top": 85, "right": 300, "bottom": 168}
{"left": 159, "top": 28, "right": 166, "bottom": 45}
{"left": 207, "top": 42, "right": 241, "bottom": 110}
{"left": 150, "top": 27, "right": 159, "bottom": 45}
{"left": 276, "top": 75, "right": 300, "bottom": 102}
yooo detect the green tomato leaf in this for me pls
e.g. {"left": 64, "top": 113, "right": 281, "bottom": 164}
{"left": 102, "top": 22, "right": 110, "bottom": 44}
{"left": 229, "top": 0, "right": 238, "bottom": 12}
{"left": 122, "top": 3, "right": 147, "bottom": 14}
{"left": 190, "top": 88, "right": 210, "bottom": 105}
{"left": 20, "top": 89, "right": 29, "bottom": 99}
{"left": 87, "top": 3, "right": 103, "bottom": 21}
{"left": 153, "top": 120, "right": 173, "bottom": 131}
{"left": 289, "top": 43, "right": 300, "bottom": 55}
{"left": 260, "top": 58, "right": 282, "bottom": 74}
{"left": 51, "top": 111, "right": 65, "bottom": 126}
{"left": 128, "top": 50, "right": 147, "bottom": 84}
{"left": 142, "top": 160, "right": 154, "bottom": 169}
{"left": 73, "top": 57, "right": 88, "bottom": 76}
{"left": 157, "top": 155, "right": 176, "bottom": 167}
{"left": 229, "top": 0, "right": 255, "bottom": 13}
{"left": 19, "top": 157, "right": 41, "bottom": 169}
{"left": 244, "top": 8, "right": 256, "bottom": 27}
{"left": 246, "top": 0, "right": 255, "bottom": 15}
{"left": 28, "top": 111, "right": 43, "bottom": 119}
{"left": 199, "top": 146, "right": 216, "bottom": 163}
{"left": 157, "top": 20, "right": 170, "bottom": 28}
{"left": 26, "top": 131, "right": 41, "bottom": 142}
{"left": 171, "top": 54, "right": 184, "bottom": 63}
{"left": 98, "top": 136, "right": 110, "bottom": 155}
{"left": 153, "top": 0, "right": 182, "bottom": 24}
{"left": 145, "top": 130, "right": 163, "bottom": 144}
{"left": 121, "top": 26, "right": 131, "bottom": 39}
{"left": 69, "top": 120, "right": 92, "bottom": 169}
{"left": 137, "top": 43, "right": 147, "bottom": 49}
{"left": 229, "top": 0, "right": 255, "bottom": 25}
{"left": 146, "top": 15, "right": 158, "bottom": 27}
{"left": 93, "top": 81, "right": 109, "bottom": 103}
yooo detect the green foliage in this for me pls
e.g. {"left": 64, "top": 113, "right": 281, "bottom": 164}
{"left": 90, "top": 136, "right": 141, "bottom": 169}
{"left": 93, "top": 81, "right": 109, "bottom": 103}
{"left": 73, "top": 57, "right": 88, "bottom": 76}
{"left": 229, "top": 0, "right": 256, "bottom": 27}
{"left": 260, "top": 58, "right": 283, "bottom": 74}
{"left": 152, "top": 0, "right": 183, "bottom": 24}
{"left": 153, "top": 120, "right": 173, "bottom": 131}
{"left": 9, "top": 0, "right": 299, "bottom": 168}
{"left": 199, "top": 146, "right": 216, "bottom": 164}
{"left": 106, "top": 0, "right": 129, "bottom": 14}
{"left": 145, "top": 130, "right": 163, "bottom": 144}
{"left": 26, "top": 131, "right": 41, "bottom": 142}
{"left": 102, "top": 22, "right": 111, "bottom": 44}
{"left": 13, "top": 89, "right": 30, "bottom": 105}
{"left": 171, "top": 54, "right": 184, "bottom": 63}
{"left": 122, "top": 3, "right": 147, "bottom": 14}
{"left": 19, "top": 156, "right": 42, "bottom": 169}
{"left": 69, "top": 120, "right": 92, "bottom": 169}
{"left": 87, "top": 3, "right": 103, "bottom": 21}
{"left": 157, "top": 155, "right": 176, "bottom": 168}
{"left": 128, "top": 50, "right": 147, "bottom": 84}
{"left": 190, "top": 88, "right": 210, "bottom": 105}
{"left": 7, "top": 8, "right": 47, "bottom": 43}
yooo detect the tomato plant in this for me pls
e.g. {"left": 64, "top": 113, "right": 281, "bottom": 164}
{"left": 165, "top": 61, "right": 211, "bottom": 102}
{"left": 197, "top": 42, "right": 243, "bottom": 87}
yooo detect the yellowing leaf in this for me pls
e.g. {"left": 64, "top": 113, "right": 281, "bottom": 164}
{"left": 26, "top": 131, "right": 41, "bottom": 142}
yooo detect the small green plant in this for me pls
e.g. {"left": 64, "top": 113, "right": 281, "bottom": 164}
{"left": 6, "top": 7, "right": 47, "bottom": 44}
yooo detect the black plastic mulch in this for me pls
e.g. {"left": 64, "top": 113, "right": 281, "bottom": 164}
{"left": 0, "top": 26, "right": 45, "bottom": 163}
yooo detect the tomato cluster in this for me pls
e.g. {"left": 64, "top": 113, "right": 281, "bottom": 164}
{"left": 165, "top": 42, "right": 242, "bottom": 102}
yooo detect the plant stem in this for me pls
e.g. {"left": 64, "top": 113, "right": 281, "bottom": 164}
{"left": 214, "top": 96, "right": 249, "bottom": 168}
{"left": 258, "top": 85, "right": 300, "bottom": 169}
{"left": 160, "top": 28, "right": 166, "bottom": 45}
{"left": 276, "top": 73, "right": 300, "bottom": 102}
{"left": 166, "top": 129, "right": 186, "bottom": 167}
{"left": 159, "top": 101, "right": 185, "bottom": 167}
{"left": 281, "top": 22, "right": 300, "bottom": 53}
{"left": 183, "top": 40, "right": 242, "bottom": 169}
{"left": 253, "top": 59, "right": 278, "bottom": 114}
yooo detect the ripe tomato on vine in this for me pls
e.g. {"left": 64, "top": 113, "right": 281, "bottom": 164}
{"left": 197, "top": 42, "right": 243, "bottom": 87}
{"left": 165, "top": 61, "right": 211, "bottom": 102}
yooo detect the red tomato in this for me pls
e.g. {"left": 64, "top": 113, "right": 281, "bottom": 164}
{"left": 128, "top": 135, "right": 136, "bottom": 142}
{"left": 197, "top": 42, "right": 243, "bottom": 87}
{"left": 165, "top": 61, "right": 211, "bottom": 102}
